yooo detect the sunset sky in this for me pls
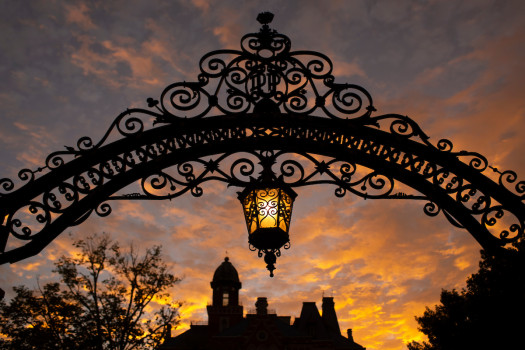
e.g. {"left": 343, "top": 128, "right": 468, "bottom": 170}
{"left": 1, "top": 1, "right": 525, "bottom": 349}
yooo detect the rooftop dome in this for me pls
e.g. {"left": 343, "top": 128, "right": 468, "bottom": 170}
{"left": 211, "top": 257, "right": 241, "bottom": 289}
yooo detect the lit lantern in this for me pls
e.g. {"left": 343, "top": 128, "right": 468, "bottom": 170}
{"left": 238, "top": 177, "right": 297, "bottom": 277}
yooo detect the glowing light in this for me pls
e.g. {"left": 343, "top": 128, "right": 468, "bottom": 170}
{"left": 238, "top": 178, "right": 297, "bottom": 277}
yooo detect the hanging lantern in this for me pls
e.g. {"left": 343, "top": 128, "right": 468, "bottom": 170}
{"left": 238, "top": 177, "right": 297, "bottom": 277}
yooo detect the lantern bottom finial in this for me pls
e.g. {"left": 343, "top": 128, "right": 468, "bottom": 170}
{"left": 264, "top": 250, "right": 277, "bottom": 277}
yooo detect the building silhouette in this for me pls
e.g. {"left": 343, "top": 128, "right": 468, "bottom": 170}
{"left": 159, "top": 257, "right": 365, "bottom": 350}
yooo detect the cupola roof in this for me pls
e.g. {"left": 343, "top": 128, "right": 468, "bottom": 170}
{"left": 211, "top": 257, "right": 241, "bottom": 289}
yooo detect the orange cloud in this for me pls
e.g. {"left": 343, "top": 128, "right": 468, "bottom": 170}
{"left": 190, "top": 0, "right": 211, "bottom": 12}
{"left": 333, "top": 60, "right": 367, "bottom": 79}
{"left": 69, "top": 31, "right": 185, "bottom": 89}
{"left": 64, "top": 2, "right": 95, "bottom": 30}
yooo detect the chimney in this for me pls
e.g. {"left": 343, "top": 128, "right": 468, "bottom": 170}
{"left": 347, "top": 328, "right": 354, "bottom": 342}
{"left": 255, "top": 297, "right": 268, "bottom": 315}
{"left": 322, "top": 297, "right": 340, "bottom": 335}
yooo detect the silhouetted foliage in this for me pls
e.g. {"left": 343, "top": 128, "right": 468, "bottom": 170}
{"left": 408, "top": 240, "right": 525, "bottom": 350}
{"left": 0, "top": 234, "right": 182, "bottom": 350}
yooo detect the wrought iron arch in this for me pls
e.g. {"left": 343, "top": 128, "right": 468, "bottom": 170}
{"left": 1, "top": 13, "right": 524, "bottom": 266}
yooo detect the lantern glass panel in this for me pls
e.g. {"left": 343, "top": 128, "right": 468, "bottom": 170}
{"left": 242, "top": 191, "right": 258, "bottom": 234}
{"left": 256, "top": 188, "right": 280, "bottom": 229}
{"left": 241, "top": 187, "right": 294, "bottom": 235}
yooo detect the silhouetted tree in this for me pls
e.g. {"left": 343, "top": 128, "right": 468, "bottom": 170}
{"left": 0, "top": 234, "right": 182, "bottom": 350}
{"left": 408, "top": 240, "right": 525, "bottom": 350}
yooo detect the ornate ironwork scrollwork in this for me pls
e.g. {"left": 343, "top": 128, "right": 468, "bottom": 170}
{"left": 111, "top": 151, "right": 401, "bottom": 201}
{"left": 154, "top": 12, "right": 375, "bottom": 122}
{"left": 1, "top": 13, "right": 524, "bottom": 266}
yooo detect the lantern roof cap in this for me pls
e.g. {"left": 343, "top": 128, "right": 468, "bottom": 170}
{"left": 237, "top": 174, "right": 298, "bottom": 201}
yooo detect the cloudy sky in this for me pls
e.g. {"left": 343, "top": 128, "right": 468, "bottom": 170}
{"left": 1, "top": 1, "right": 524, "bottom": 349}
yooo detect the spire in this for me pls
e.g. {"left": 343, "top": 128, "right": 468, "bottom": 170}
{"left": 322, "top": 297, "right": 341, "bottom": 335}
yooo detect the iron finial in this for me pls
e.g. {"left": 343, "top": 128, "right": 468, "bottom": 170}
{"left": 257, "top": 12, "right": 274, "bottom": 26}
